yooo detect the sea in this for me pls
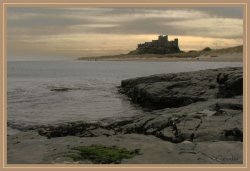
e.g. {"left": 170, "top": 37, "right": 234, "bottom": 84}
{"left": 7, "top": 60, "right": 242, "bottom": 134}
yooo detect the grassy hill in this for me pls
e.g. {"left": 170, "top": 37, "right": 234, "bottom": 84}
{"left": 78, "top": 45, "right": 243, "bottom": 60}
{"left": 158, "top": 45, "right": 243, "bottom": 58}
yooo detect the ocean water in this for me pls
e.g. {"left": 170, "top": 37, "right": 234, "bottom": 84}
{"left": 7, "top": 60, "right": 242, "bottom": 129}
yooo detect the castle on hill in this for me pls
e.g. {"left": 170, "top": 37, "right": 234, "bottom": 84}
{"left": 130, "top": 35, "right": 181, "bottom": 54}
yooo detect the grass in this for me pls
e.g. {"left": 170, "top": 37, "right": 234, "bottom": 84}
{"left": 64, "top": 145, "right": 140, "bottom": 164}
{"left": 161, "top": 45, "right": 243, "bottom": 58}
{"left": 162, "top": 51, "right": 203, "bottom": 58}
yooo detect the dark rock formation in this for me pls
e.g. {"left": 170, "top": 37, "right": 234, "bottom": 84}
{"left": 217, "top": 70, "right": 243, "bottom": 97}
{"left": 38, "top": 121, "right": 105, "bottom": 138}
{"left": 119, "top": 67, "right": 243, "bottom": 109}
{"left": 50, "top": 87, "right": 71, "bottom": 92}
{"left": 36, "top": 97, "right": 243, "bottom": 143}
{"left": 50, "top": 86, "right": 81, "bottom": 92}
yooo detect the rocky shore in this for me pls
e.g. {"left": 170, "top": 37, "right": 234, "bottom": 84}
{"left": 8, "top": 67, "right": 243, "bottom": 164}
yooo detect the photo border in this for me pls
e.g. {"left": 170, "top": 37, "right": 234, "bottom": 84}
{"left": 0, "top": 0, "right": 249, "bottom": 170}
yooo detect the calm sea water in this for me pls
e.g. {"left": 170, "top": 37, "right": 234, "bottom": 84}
{"left": 7, "top": 60, "right": 242, "bottom": 130}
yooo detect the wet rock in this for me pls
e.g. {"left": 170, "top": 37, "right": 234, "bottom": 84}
{"left": 197, "top": 109, "right": 216, "bottom": 117}
{"left": 176, "top": 117, "right": 202, "bottom": 141}
{"left": 121, "top": 117, "right": 155, "bottom": 134}
{"left": 36, "top": 98, "right": 243, "bottom": 143}
{"left": 223, "top": 128, "right": 243, "bottom": 141}
{"left": 130, "top": 81, "right": 207, "bottom": 109}
{"left": 217, "top": 70, "right": 243, "bottom": 98}
{"left": 210, "top": 102, "right": 243, "bottom": 111}
{"left": 120, "top": 67, "right": 242, "bottom": 109}
{"left": 191, "top": 114, "right": 243, "bottom": 142}
{"left": 38, "top": 121, "right": 100, "bottom": 138}
{"left": 50, "top": 87, "right": 70, "bottom": 92}
{"left": 158, "top": 127, "right": 176, "bottom": 141}
{"left": 50, "top": 86, "right": 81, "bottom": 92}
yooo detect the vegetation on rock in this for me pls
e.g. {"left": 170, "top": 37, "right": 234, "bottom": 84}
{"left": 64, "top": 145, "right": 140, "bottom": 164}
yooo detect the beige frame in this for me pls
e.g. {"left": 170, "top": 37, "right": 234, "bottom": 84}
{"left": 0, "top": 0, "right": 249, "bottom": 170}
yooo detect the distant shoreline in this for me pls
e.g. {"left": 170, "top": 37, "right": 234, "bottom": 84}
{"left": 78, "top": 53, "right": 243, "bottom": 62}
{"left": 78, "top": 55, "right": 243, "bottom": 62}
{"left": 78, "top": 45, "right": 243, "bottom": 62}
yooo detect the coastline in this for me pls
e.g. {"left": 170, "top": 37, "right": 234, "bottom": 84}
{"left": 8, "top": 67, "right": 243, "bottom": 164}
{"left": 78, "top": 53, "right": 243, "bottom": 62}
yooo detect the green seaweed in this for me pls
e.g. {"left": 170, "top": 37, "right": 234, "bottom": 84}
{"left": 65, "top": 145, "right": 140, "bottom": 164}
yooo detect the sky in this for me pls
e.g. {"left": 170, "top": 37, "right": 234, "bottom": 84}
{"left": 7, "top": 7, "right": 243, "bottom": 60}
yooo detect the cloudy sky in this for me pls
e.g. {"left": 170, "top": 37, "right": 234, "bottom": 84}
{"left": 7, "top": 7, "right": 243, "bottom": 60}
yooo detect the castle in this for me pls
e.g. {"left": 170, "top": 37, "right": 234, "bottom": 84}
{"left": 131, "top": 35, "right": 181, "bottom": 54}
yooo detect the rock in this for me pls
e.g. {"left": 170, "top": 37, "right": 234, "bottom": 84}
{"left": 50, "top": 86, "right": 81, "bottom": 92}
{"left": 197, "top": 109, "right": 217, "bottom": 117}
{"left": 38, "top": 121, "right": 100, "bottom": 138}
{"left": 50, "top": 87, "right": 70, "bottom": 92}
{"left": 129, "top": 81, "right": 207, "bottom": 109}
{"left": 217, "top": 69, "right": 243, "bottom": 97}
{"left": 223, "top": 128, "right": 243, "bottom": 141}
{"left": 117, "top": 67, "right": 243, "bottom": 143}
{"left": 192, "top": 114, "right": 243, "bottom": 142}
{"left": 35, "top": 70, "right": 242, "bottom": 144}
{"left": 121, "top": 116, "right": 155, "bottom": 134}
{"left": 120, "top": 67, "right": 242, "bottom": 109}
{"left": 176, "top": 117, "right": 202, "bottom": 141}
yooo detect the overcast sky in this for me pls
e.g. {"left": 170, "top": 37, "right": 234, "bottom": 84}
{"left": 7, "top": 7, "right": 243, "bottom": 60}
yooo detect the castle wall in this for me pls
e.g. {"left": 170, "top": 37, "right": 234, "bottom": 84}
{"left": 136, "top": 35, "right": 180, "bottom": 54}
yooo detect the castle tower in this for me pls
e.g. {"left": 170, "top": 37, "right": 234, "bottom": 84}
{"left": 158, "top": 35, "right": 168, "bottom": 47}
{"left": 158, "top": 35, "right": 168, "bottom": 41}
{"left": 164, "top": 35, "right": 168, "bottom": 41}
{"left": 158, "top": 35, "right": 163, "bottom": 41}
{"left": 174, "top": 38, "right": 178, "bottom": 46}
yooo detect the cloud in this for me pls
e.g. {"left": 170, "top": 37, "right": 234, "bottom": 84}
{"left": 166, "top": 18, "right": 243, "bottom": 39}
{"left": 8, "top": 7, "right": 243, "bottom": 38}
{"left": 7, "top": 7, "right": 243, "bottom": 59}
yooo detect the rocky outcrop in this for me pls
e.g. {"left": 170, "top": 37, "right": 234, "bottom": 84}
{"left": 217, "top": 70, "right": 243, "bottom": 97}
{"left": 8, "top": 67, "right": 243, "bottom": 164}
{"left": 36, "top": 97, "right": 243, "bottom": 143}
{"left": 119, "top": 67, "right": 243, "bottom": 109}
